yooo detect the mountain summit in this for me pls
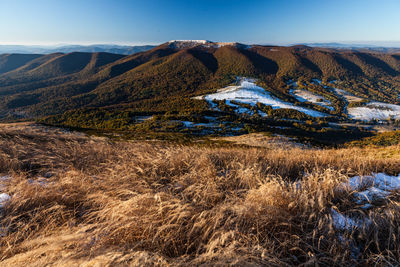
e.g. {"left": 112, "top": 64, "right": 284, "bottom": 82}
{"left": 167, "top": 40, "right": 249, "bottom": 49}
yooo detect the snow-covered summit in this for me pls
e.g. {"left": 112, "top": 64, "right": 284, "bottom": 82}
{"left": 168, "top": 40, "right": 211, "bottom": 44}
{"left": 167, "top": 40, "right": 250, "bottom": 49}
{"left": 168, "top": 40, "right": 212, "bottom": 49}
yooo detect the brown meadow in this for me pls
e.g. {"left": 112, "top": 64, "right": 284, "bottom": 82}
{"left": 0, "top": 123, "right": 400, "bottom": 266}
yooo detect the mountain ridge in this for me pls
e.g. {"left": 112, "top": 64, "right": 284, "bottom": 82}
{"left": 0, "top": 42, "right": 400, "bottom": 126}
{"left": 0, "top": 44, "right": 156, "bottom": 55}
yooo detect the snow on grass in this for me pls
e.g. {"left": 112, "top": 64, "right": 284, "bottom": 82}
{"left": 0, "top": 175, "right": 11, "bottom": 209}
{"left": 348, "top": 102, "right": 400, "bottom": 121}
{"left": 0, "top": 175, "right": 11, "bottom": 180}
{"left": 331, "top": 208, "right": 366, "bottom": 231}
{"left": 311, "top": 79, "right": 322, "bottom": 86}
{"left": 199, "top": 78, "right": 326, "bottom": 117}
{"left": 331, "top": 173, "right": 400, "bottom": 233}
{"left": 134, "top": 116, "right": 153, "bottom": 122}
{"left": 328, "top": 172, "right": 399, "bottom": 257}
{"left": 313, "top": 79, "right": 322, "bottom": 84}
{"left": 290, "top": 89, "right": 334, "bottom": 111}
{"left": 326, "top": 86, "right": 400, "bottom": 121}
{"left": 330, "top": 207, "right": 368, "bottom": 258}
{"left": 0, "top": 175, "right": 10, "bottom": 193}
{"left": 342, "top": 173, "right": 400, "bottom": 209}
{"left": 332, "top": 88, "right": 364, "bottom": 103}
{"left": 311, "top": 79, "right": 331, "bottom": 89}
{"left": 0, "top": 193, "right": 10, "bottom": 209}
{"left": 179, "top": 121, "right": 220, "bottom": 128}
{"left": 0, "top": 176, "right": 10, "bottom": 235}
{"left": 286, "top": 79, "right": 297, "bottom": 88}
{"left": 348, "top": 173, "right": 400, "bottom": 194}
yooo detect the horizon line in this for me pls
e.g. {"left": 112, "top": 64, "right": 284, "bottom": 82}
{"left": 1, "top": 40, "right": 400, "bottom": 47}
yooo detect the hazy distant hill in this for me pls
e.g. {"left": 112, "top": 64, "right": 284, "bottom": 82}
{"left": 302, "top": 42, "right": 400, "bottom": 53}
{"left": 0, "top": 44, "right": 156, "bottom": 55}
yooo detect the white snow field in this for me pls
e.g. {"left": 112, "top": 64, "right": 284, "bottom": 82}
{"left": 348, "top": 102, "right": 400, "bottom": 121}
{"left": 197, "top": 78, "right": 326, "bottom": 117}
{"left": 290, "top": 89, "right": 334, "bottom": 111}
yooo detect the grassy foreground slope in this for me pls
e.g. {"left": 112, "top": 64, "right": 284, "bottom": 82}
{"left": 1, "top": 124, "right": 400, "bottom": 265}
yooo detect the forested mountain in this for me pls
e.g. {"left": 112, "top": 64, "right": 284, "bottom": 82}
{"left": 1, "top": 40, "right": 400, "bottom": 126}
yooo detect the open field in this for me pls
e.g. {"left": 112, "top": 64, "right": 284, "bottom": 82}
{"left": 1, "top": 123, "right": 400, "bottom": 265}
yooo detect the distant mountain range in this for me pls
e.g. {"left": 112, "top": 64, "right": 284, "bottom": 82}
{"left": 300, "top": 42, "right": 400, "bottom": 53}
{"left": 0, "top": 44, "right": 156, "bottom": 55}
{"left": 2, "top": 42, "right": 400, "bottom": 55}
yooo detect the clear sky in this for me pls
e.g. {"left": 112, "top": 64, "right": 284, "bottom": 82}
{"left": 1, "top": 0, "right": 400, "bottom": 46}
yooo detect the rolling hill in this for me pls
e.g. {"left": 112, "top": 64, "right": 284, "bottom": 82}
{"left": 0, "top": 54, "right": 43, "bottom": 74}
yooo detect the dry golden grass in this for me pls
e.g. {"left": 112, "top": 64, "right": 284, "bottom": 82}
{"left": 212, "top": 133, "right": 308, "bottom": 149}
{"left": 0, "top": 123, "right": 400, "bottom": 266}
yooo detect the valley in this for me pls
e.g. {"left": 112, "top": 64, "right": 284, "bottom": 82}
{"left": 1, "top": 40, "right": 400, "bottom": 146}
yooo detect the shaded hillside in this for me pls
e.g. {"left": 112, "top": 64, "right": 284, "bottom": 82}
{"left": 0, "top": 54, "right": 42, "bottom": 74}
{"left": 1, "top": 52, "right": 125, "bottom": 83}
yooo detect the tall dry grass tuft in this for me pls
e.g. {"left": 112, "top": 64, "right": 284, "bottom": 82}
{"left": 0, "top": 123, "right": 400, "bottom": 265}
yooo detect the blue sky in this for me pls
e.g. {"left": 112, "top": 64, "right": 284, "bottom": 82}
{"left": 0, "top": 0, "right": 400, "bottom": 45}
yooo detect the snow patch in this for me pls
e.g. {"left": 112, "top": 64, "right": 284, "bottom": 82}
{"left": 311, "top": 79, "right": 330, "bottom": 89}
{"left": 342, "top": 173, "right": 400, "bottom": 208}
{"left": 331, "top": 208, "right": 366, "bottom": 231}
{"left": 348, "top": 102, "right": 400, "bottom": 121}
{"left": 286, "top": 80, "right": 298, "bottom": 88}
{"left": 312, "top": 79, "right": 322, "bottom": 85}
{"left": 0, "top": 176, "right": 11, "bottom": 181}
{"left": 134, "top": 116, "right": 153, "bottom": 122}
{"left": 332, "top": 88, "right": 364, "bottom": 103}
{"left": 331, "top": 173, "right": 400, "bottom": 233}
{"left": 347, "top": 172, "right": 400, "bottom": 192}
{"left": 0, "top": 193, "right": 10, "bottom": 209}
{"left": 179, "top": 121, "right": 219, "bottom": 128}
{"left": 0, "top": 176, "right": 10, "bottom": 191}
{"left": 329, "top": 172, "right": 400, "bottom": 254}
{"left": 290, "top": 89, "right": 334, "bottom": 111}
{"left": 200, "top": 78, "right": 327, "bottom": 117}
